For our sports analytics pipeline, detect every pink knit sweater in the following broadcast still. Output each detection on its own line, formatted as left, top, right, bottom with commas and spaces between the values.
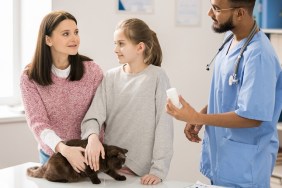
20, 61, 103, 156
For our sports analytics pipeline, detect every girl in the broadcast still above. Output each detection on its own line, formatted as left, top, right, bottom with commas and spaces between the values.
81, 18, 173, 185
20, 11, 103, 173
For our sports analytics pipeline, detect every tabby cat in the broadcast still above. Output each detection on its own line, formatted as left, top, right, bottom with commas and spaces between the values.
27, 139, 128, 184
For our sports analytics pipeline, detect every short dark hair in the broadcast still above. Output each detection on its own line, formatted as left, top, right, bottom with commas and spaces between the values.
229, 0, 256, 15
27, 10, 91, 86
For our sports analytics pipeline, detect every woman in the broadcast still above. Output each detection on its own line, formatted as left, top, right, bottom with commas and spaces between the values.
20, 10, 103, 173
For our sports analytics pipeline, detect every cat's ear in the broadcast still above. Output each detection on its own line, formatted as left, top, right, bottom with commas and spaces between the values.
117, 152, 126, 160
107, 148, 119, 158
106, 146, 128, 158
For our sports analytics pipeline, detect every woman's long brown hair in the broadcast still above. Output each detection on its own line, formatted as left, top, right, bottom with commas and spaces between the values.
27, 10, 91, 86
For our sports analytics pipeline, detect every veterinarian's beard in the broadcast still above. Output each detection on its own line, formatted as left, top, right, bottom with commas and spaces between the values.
212, 17, 235, 33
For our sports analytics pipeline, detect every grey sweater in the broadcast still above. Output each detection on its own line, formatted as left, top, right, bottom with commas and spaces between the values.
81, 64, 174, 179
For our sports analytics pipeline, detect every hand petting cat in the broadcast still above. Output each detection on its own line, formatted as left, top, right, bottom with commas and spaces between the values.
85, 134, 105, 171
27, 139, 128, 184
55, 142, 86, 173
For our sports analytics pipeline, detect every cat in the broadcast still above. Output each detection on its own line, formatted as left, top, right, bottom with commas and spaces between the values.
27, 139, 128, 184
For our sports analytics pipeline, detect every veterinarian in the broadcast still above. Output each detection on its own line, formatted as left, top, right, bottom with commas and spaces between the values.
166, 0, 282, 187
20, 11, 103, 173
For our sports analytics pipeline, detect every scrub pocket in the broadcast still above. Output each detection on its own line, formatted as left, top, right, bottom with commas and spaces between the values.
218, 138, 258, 185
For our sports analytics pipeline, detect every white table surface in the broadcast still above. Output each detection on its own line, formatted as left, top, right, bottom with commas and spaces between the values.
0, 162, 193, 188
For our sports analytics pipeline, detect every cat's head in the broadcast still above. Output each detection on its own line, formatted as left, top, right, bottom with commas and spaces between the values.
105, 145, 128, 170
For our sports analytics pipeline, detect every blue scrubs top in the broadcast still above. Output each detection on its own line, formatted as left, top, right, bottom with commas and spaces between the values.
200, 31, 282, 188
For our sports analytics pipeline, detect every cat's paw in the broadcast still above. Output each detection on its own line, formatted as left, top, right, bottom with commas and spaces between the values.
115, 175, 126, 181
91, 178, 101, 184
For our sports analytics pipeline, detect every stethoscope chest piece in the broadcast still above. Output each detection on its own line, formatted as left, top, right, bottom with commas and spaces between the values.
229, 74, 238, 86
206, 21, 258, 87
229, 75, 234, 86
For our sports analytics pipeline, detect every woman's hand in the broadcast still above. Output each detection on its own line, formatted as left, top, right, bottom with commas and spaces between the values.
56, 142, 86, 173
141, 174, 162, 185
85, 134, 105, 171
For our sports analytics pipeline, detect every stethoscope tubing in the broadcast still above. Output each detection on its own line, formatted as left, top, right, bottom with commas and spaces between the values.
206, 21, 259, 86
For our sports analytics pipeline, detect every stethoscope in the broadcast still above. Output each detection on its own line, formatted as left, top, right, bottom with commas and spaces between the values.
206, 21, 258, 86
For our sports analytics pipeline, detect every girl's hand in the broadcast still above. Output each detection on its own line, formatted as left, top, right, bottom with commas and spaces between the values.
141, 174, 162, 185
56, 142, 86, 173
85, 134, 105, 171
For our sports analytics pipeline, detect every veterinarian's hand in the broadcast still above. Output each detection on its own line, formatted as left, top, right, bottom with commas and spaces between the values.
141, 174, 162, 185
183, 105, 206, 142
184, 123, 202, 143
56, 142, 86, 173
85, 134, 105, 171
166, 95, 200, 124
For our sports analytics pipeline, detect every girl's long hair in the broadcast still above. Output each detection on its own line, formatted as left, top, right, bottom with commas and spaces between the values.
116, 18, 162, 67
